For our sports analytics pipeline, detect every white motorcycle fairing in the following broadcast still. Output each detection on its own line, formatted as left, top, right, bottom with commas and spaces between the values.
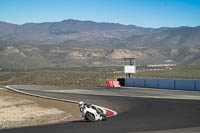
80, 104, 107, 122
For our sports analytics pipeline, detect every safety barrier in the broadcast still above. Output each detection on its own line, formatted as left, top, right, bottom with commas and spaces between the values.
196, 80, 200, 91
135, 78, 145, 87
175, 79, 195, 91
124, 78, 200, 91
106, 80, 121, 87
124, 78, 134, 87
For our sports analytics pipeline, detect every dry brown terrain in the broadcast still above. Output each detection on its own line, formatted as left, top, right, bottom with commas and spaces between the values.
0, 88, 81, 129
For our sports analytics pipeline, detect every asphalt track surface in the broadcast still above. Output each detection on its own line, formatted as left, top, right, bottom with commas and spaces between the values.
1, 85, 200, 133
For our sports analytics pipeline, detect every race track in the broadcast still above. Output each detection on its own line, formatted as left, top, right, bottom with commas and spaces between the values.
1, 85, 200, 133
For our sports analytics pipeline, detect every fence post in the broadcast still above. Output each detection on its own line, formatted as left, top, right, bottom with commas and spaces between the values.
174, 80, 176, 90
133, 78, 135, 87
194, 80, 196, 91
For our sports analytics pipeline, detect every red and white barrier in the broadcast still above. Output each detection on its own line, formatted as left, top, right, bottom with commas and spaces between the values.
106, 80, 121, 88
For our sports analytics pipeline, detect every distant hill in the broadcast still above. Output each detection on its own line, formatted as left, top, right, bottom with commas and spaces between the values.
0, 19, 200, 68
1, 20, 199, 48
125, 26, 200, 48
0, 44, 199, 69
0, 19, 164, 44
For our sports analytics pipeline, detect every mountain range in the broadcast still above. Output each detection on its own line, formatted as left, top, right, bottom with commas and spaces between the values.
0, 19, 200, 68
0, 19, 167, 44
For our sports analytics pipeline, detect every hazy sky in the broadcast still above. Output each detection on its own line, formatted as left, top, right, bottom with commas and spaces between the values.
0, 0, 200, 28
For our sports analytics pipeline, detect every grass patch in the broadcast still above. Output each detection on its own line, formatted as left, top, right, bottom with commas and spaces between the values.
0, 71, 123, 86
135, 65, 200, 79
0, 65, 199, 87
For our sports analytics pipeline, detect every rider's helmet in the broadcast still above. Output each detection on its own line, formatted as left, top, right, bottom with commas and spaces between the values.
79, 101, 84, 108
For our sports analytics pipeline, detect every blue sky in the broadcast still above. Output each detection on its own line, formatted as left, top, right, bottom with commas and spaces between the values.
0, 0, 200, 28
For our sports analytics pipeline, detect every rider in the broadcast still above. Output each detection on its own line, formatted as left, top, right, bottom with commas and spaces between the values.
79, 101, 85, 112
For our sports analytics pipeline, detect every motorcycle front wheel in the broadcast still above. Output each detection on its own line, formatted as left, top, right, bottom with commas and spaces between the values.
101, 114, 107, 121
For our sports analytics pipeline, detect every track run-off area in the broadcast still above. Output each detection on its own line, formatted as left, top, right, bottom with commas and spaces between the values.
1, 85, 200, 133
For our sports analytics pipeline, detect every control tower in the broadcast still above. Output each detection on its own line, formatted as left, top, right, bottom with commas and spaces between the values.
124, 58, 136, 78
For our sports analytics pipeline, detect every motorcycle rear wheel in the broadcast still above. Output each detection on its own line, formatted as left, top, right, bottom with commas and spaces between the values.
85, 112, 96, 122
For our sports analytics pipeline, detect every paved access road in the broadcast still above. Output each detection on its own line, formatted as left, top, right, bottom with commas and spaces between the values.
1, 85, 200, 133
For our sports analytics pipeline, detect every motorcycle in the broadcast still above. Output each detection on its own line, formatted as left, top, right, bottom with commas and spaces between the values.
79, 102, 107, 122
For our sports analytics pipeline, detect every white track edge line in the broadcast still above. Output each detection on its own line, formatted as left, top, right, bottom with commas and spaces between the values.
5, 85, 117, 117
5, 86, 79, 104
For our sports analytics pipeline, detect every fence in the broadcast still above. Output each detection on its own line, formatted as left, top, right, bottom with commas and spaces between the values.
124, 78, 200, 91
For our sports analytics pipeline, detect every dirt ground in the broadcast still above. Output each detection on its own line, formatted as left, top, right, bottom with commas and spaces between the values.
0, 88, 82, 129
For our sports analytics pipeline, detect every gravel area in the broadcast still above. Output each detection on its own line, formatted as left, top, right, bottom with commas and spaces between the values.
0, 88, 81, 129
